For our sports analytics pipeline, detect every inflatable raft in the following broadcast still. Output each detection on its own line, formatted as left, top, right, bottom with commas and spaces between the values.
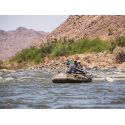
52, 73, 92, 83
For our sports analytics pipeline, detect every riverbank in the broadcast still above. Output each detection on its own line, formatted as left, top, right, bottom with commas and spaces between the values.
2, 36, 125, 71
29, 52, 125, 70
1, 52, 125, 71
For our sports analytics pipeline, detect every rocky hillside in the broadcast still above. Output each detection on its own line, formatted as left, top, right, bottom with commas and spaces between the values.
46, 15, 125, 41
0, 27, 47, 61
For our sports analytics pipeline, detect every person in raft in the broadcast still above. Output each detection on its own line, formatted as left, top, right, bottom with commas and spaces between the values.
75, 60, 86, 74
66, 60, 86, 74
65, 58, 73, 68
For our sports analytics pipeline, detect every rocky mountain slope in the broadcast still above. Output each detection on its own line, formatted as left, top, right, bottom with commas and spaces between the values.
46, 15, 125, 41
0, 27, 47, 61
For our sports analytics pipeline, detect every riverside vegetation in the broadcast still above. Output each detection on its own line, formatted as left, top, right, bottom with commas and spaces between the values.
1, 35, 125, 69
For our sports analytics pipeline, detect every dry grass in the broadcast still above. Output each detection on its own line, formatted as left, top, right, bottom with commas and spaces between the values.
113, 47, 125, 63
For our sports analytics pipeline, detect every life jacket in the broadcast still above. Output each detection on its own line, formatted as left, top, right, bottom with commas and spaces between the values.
66, 60, 73, 66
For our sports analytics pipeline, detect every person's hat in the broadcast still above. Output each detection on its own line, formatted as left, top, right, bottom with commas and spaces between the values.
77, 60, 81, 63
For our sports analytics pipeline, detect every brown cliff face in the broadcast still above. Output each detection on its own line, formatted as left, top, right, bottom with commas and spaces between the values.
45, 15, 125, 41
0, 27, 47, 61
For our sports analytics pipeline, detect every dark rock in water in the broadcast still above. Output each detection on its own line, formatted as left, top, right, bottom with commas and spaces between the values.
92, 66, 98, 70
52, 73, 92, 83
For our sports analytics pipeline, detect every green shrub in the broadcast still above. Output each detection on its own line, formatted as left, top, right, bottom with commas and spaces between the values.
49, 38, 110, 57
69, 39, 109, 54
40, 42, 54, 55
11, 47, 44, 64
11, 36, 125, 65
50, 43, 67, 57
115, 36, 125, 46
74, 39, 110, 53
110, 36, 125, 51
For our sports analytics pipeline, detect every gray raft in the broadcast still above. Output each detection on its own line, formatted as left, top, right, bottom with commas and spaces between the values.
52, 73, 92, 83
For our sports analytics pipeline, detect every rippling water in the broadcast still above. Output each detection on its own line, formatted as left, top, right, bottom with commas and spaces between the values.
0, 69, 125, 109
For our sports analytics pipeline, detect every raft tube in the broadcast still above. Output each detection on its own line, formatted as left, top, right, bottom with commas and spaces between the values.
52, 73, 92, 83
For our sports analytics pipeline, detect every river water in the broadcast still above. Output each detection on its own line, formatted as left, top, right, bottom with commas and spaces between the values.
0, 68, 125, 109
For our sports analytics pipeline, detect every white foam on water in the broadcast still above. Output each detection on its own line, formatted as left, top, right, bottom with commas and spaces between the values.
106, 77, 114, 82
0, 76, 3, 80
93, 77, 106, 81
4, 77, 14, 81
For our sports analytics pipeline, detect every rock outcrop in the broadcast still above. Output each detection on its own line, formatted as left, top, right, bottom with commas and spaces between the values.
45, 15, 125, 41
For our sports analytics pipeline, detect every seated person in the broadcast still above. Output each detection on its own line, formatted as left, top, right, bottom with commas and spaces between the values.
66, 60, 77, 74
77, 60, 83, 70
66, 60, 86, 74
76, 60, 86, 74
65, 59, 73, 68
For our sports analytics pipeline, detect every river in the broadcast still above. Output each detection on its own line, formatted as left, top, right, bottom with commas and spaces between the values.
0, 68, 125, 108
